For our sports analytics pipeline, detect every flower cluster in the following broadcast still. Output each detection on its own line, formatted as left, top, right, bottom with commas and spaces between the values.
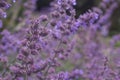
0, 0, 119, 80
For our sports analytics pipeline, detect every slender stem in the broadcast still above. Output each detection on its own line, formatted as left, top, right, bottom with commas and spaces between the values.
25, 64, 28, 80
44, 37, 64, 79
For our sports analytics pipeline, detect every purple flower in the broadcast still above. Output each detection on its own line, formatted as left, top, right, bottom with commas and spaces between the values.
0, 0, 119, 80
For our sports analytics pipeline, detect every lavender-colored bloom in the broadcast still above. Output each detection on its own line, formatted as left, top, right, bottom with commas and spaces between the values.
12, 0, 16, 3
0, 0, 119, 80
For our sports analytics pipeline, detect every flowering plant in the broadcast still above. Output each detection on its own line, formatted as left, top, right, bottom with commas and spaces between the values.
0, 0, 120, 80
